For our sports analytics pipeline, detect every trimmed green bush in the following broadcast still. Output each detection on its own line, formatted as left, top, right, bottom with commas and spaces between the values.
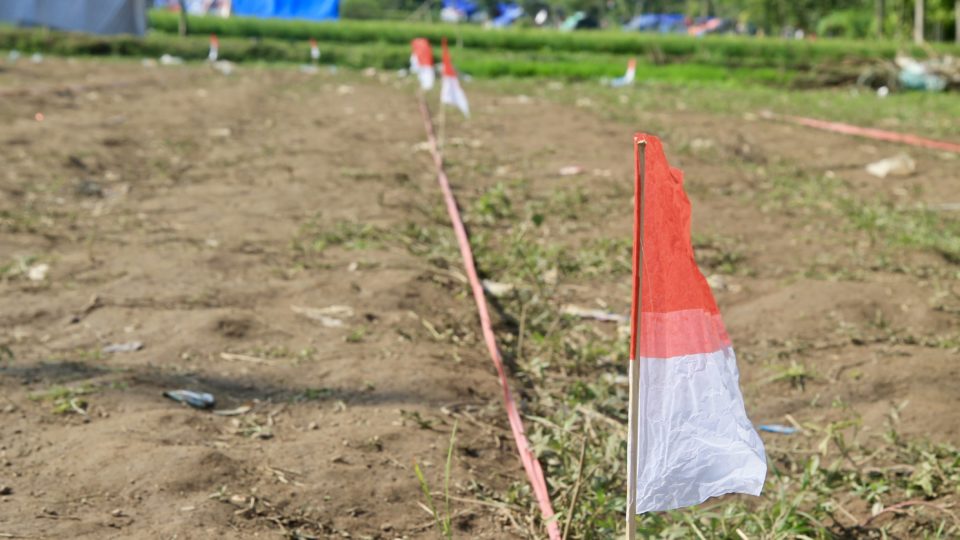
0, 27, 790, 84
147, 9, 959, 71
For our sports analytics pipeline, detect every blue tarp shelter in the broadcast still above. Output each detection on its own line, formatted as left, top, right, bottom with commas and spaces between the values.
0, 0, 147, 35
442, 0, 479, 17
491, 2, 522, 27
623, 13, 685, 33
232, 0, 339, 21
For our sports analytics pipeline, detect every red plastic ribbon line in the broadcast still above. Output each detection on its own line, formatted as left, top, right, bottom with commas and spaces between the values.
774, 114, 960, 154
416, 94, 561, 540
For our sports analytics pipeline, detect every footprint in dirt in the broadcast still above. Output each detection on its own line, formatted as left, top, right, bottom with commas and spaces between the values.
213, 317, 254, 339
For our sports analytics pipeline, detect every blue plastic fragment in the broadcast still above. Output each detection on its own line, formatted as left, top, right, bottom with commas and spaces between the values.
163, 390, 215, 410
758, 424, 798, 435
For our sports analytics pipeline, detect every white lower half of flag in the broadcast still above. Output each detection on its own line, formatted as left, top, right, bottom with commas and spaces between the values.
441, 75, 470, 117
633, 345, 766, 513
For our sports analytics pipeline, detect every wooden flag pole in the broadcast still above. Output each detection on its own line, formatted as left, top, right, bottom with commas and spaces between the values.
437, 97, 447, 157
626, 139, 647, 540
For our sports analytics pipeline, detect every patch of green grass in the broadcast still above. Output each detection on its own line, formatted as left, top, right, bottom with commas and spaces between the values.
293, 387, 335, 402
692, 234, 749, 275
0, 208, 43, 234
344, 326, 366, 343
291, 217, 388, 264
841, 200, 960, 265
483, 77, 960, 140
767, 360, 815, 391
470, 181, 513, 224
414, 421, 458, 539
30, 385, 96, 415
547, 186, 590, 221
575, 237, 633, 276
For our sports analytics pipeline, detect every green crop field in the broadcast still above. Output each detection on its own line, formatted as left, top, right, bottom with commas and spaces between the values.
3, 11, 957, 87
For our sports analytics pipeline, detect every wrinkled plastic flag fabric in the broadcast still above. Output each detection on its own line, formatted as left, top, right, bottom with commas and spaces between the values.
610, 58, 636, 88
630, 134, 766, 513
410, 38, 435, 91
208, 34, 219, 62
440, 38, 470, 117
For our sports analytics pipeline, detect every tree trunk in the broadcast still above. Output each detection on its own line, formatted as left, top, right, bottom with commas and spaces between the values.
914, 0, 924, 43
178, 0, 188, 37
955, 0, 959, 44
876, 0, 885, 38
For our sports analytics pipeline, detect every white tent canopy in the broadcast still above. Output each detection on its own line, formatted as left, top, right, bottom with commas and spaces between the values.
0, 0, 147, 36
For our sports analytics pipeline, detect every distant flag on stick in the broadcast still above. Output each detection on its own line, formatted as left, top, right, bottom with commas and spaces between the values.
309, 38, 320, 63
610, 58, 636, 87
208, 34, 219, 62
410, 38, 435, 91
626, 134, 765, 528
440, 38, 469, 117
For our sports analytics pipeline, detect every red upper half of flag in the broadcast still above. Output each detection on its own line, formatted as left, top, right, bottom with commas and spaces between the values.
441, 38, 457, 78
411, 38, 434, 67
210, 34, 218, 47
627, 58, 637, 70
309, 38, 317, 47
629, 133, 731, 358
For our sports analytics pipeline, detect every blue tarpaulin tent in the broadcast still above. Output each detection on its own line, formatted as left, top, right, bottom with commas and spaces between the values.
0, 0, 147, 35
491, 2, 522, 27
442, 0, 478, 17
232, 0, 339, 21
623, 13, 685, 33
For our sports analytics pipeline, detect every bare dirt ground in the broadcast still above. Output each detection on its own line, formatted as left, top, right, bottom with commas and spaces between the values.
1, 58, 958, 539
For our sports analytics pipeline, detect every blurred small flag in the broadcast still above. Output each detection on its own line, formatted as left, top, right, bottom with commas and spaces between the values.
309, 38, 320, 62
440, 38, 469, 117
610, 58, 636, 87
410, 38, 435, 91
629, 134, 766, 513
208, 34, 219, 62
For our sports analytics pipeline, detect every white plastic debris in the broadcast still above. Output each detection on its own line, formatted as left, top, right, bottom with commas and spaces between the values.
689, 138, 716, 152
212, 60, 234, 76
27, 263, 49, 281
159, 54, 184, 66
291, 305, 355, 328
866, 153, 916, 178
208, 127, 232, 139
561, 304, 628, 323
102, 341, 144, 354
481, 280, 514, 297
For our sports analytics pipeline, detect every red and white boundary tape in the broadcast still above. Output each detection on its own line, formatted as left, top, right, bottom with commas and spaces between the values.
772, 113, 960, 154
416, 95, 562, 540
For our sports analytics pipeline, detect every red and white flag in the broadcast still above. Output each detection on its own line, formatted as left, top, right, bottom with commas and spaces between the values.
610, 58, 636, 87
440, 38, 469, 117
309, 38, 320, 62
208, 34, 219, 62
410, 38, 435, 91
628, 134, 766, 514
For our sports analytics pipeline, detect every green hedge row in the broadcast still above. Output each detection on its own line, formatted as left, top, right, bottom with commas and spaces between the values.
148, 10, 959, 70
0, 27, 796, 84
